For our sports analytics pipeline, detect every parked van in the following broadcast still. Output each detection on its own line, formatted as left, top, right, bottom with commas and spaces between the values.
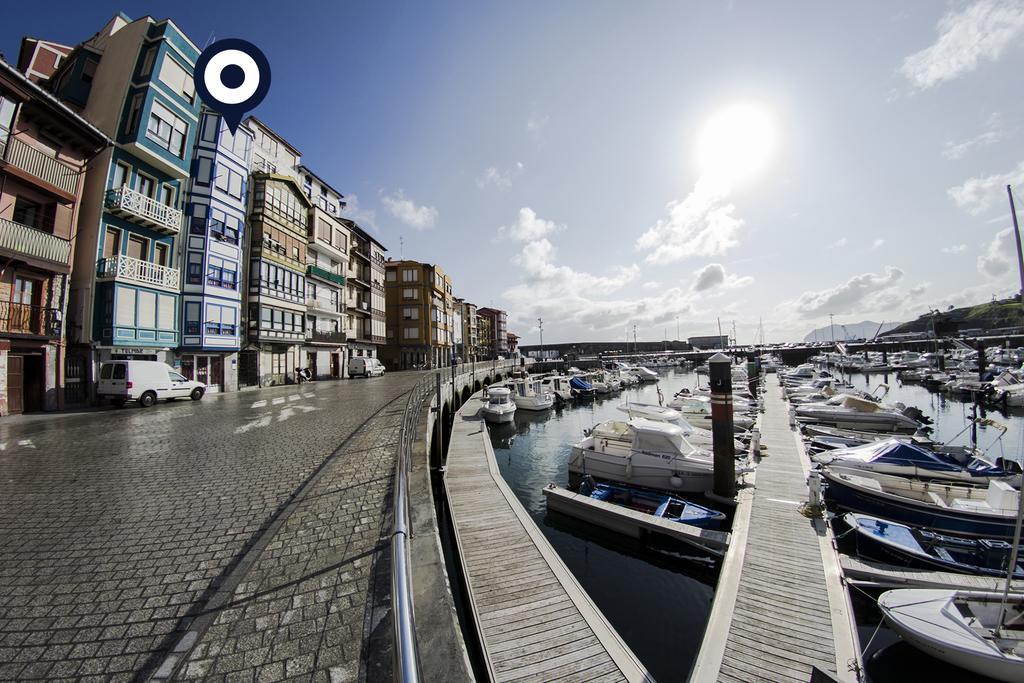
97, 361, 206, 408
348, 356, 385, 378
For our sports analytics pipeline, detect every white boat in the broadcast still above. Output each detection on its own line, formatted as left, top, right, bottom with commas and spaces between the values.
627, 365, 659, 383
667, 394, 756, 431
879, 590, 1023, 681
508, 379, 554, 411
615, 403, 746, 452
480, 387, 516, 424
538, 375, 574, 403
567, 417, 742, 492
991, 370, 1024, 407
795, 394, 921, 434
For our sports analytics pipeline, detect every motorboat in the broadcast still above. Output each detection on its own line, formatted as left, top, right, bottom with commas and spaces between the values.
569, 375, 596, 399
615, 403, 745, 452
508, 379, 554, 411
841, 513, 1024, 579
819, 468, 1021, 538
990, 370, 1024, 407
879, 590, 1023, 682
795, 394, 923, 434
568, 417, 741, 492
667, 394, 756, 431
811, 439, 1021, 486
539, 375, 574, 403
480, 387, 516, 424
579, 478, 726, 528
628, 366, 659, 383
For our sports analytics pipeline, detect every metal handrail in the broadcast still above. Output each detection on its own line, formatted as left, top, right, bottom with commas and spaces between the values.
392, 358, 525, 682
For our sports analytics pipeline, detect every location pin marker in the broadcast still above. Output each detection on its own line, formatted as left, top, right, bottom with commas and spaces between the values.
193, 38, 271, 134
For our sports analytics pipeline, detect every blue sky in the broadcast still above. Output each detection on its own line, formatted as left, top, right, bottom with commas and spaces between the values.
6, 1, 1024, 344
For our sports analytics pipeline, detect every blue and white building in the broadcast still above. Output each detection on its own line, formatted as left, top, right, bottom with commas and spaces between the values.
176, 109, 253, 392
45, 13, 200, 387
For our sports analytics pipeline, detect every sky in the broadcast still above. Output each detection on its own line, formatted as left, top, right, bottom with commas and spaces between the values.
5, 0, 1024, 345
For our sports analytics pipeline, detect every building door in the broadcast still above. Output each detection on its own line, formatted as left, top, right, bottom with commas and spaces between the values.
210, 356, 223, 391
64, 353, 87, 405
126, 235, 147, 261
238, 350, 258, 388
306, 352, 316, 378
24, 354, 45, 412
330, 353, 340, 378
195, 356, 210, 387
6, 355, 23, 414
11, 277, 39, 333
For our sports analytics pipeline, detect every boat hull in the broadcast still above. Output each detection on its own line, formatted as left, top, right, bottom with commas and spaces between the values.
567, 446, 716, 493
481, 408, 516, 424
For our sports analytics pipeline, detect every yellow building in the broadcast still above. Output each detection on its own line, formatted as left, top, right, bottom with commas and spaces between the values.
382, 259, 453, 369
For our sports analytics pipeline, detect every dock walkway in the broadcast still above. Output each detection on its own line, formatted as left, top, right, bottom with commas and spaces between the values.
445, 394, 654, 683
690, 374, 858, 683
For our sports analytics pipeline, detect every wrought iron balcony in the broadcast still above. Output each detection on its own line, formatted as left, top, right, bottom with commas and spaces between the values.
105, 187, 182, 234
306, 264, 345, 286
96, 255, 180, 292
306, 329, 347, 344
0, 301, 61, 338
0, 217, 71, 268
2, 137, 80, 197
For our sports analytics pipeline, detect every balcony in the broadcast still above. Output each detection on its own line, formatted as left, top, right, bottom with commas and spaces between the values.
306, 264, 345, 286
1, 137, 80, 198
0, 301, 61, 338
96, 255, 180, 292
352, 244, 371, 261
306, 329, 347, 345
307, 297, 342, 314
105, 187, 182, 234
349, 299, 371, 315
0, 217, 71, 270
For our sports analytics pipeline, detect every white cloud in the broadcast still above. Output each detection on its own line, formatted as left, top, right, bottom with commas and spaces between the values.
872, 238, 886, 249
828, 237, 849, 249
901, 0, 1024, 89
942, 243, 968, 254
381, 190, 438, 230
948, 161, 1024, 214
787, 266, 905, 319
527, 114, 549, 134
476, 162, 524, 189
635, 176, 743, 264
692, 263, 754, 292
978, 227, 1016, 278
641, 281, 661, 290
341, 194, 378, 233
943, 113, 1004, 159
498, 207, 562, 242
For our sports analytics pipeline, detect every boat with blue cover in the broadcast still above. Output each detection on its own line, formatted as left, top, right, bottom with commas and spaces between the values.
842, 512, 1024, 579
812, 439, 1020, 486
569, 375, 596, 398
579, 477, 726, 529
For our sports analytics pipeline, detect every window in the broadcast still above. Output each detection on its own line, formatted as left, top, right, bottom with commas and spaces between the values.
124, 93, 144, 136
157, 294, 174, 330
403, 288, 416, 299
146, 101, 188, 157
139, 47, 157, 78
160, 185, 175, 207
186, 252, 203, 284
189, 203, 207, 234
111, 162, 130, 189
103, 227, 122, 259
230, 129, 250, 159
228, 171, 242, 199
386, 269, 396, 281
0, 96, 16, 146
184, 301, 200, 334
12, 197, 41, 229
403, 307, 419, 320
317, 219, 331, 242
194, 157, 212, 185
81, 59, 96, 84
403, 327, 418, 339
207, 256, 237, 289
201, 114, 219, 143
159, 56, 195, 103
116, 288, 135, 326
205, 304, 237, 335
402, 269, 418, 282
209, 209, 240, 244
333, 229, 347, 252
137, 174, 155, 198
154, 243, 169, 267
126, 235, 147, 260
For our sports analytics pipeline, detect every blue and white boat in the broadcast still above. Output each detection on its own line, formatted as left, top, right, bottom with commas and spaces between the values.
812, 439, 1021, 486
842, 512, 1024, 579
579, 478, 726, 529
569, 375, 596, 398
820, 467, 1021, 539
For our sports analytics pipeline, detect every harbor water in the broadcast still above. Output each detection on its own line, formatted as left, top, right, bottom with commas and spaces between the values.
485, 365, 1023, 683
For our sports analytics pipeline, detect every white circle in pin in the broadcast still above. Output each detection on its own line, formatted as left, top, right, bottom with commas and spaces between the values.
203, 49, 260, 105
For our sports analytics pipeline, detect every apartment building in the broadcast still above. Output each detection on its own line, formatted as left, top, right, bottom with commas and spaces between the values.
382, 259, 453, 369
344, 221, 386, 363
451, 300, 463, 361
177, 108, 253, 392
460, 300, 479, 363
33, 14, 201, 399
477, 307, 508, 358
477, 314, 492, 362
297, 165, 347, 379
0, 59, 109, 413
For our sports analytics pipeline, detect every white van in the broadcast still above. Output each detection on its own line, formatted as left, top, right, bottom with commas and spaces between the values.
348, 356, 385, 378
98, 360, 207, 408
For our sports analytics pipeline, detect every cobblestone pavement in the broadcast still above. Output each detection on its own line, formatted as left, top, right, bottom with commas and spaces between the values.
0, 374, 421, 681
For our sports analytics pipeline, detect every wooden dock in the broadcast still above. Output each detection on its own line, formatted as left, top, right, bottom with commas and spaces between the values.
690, 374, 859, 683
840, 555, 1020, 591
445, 395, 654, 683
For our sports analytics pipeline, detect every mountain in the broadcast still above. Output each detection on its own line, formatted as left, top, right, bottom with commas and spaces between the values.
803, 320, 899, 343
881, 298, 1023, 337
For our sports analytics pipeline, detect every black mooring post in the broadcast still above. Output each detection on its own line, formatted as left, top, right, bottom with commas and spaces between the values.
977, 341, 986, 381
709, 353, 736, 498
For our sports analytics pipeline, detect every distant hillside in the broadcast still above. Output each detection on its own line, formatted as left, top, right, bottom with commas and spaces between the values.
882, 298, 1024, 337
803, 320, 899, 343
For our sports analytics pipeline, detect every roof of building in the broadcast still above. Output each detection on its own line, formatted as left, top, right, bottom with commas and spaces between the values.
0, 57, 110, 147
244, 115, 302, 156
296, 164, 345, 201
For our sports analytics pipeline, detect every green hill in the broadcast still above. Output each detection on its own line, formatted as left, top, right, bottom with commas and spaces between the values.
882, 297, 1024, 337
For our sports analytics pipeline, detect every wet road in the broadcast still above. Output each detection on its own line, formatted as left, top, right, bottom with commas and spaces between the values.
0, 373, 422, 682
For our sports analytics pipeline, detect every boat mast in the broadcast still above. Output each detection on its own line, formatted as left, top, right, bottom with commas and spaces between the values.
1007, 185, 1024, 304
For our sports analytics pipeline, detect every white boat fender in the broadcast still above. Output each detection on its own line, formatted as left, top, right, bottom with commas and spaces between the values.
807, 470, 823, 508
669, 474, 684, 489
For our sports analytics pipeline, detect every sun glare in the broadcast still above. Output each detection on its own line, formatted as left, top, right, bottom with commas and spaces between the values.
695, 103, 778, 185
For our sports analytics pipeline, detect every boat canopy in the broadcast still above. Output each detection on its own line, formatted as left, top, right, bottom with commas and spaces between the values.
827, 439, 1008, 477
628, 418, 686, 454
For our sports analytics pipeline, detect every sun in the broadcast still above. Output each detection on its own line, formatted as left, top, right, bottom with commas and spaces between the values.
695, 103, 778, 185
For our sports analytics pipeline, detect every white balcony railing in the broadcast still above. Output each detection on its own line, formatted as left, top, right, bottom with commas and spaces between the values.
3, 137, 80, 196
105, 187, 182, 234
0, 217, 71, 267
96, 255, 180, 291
